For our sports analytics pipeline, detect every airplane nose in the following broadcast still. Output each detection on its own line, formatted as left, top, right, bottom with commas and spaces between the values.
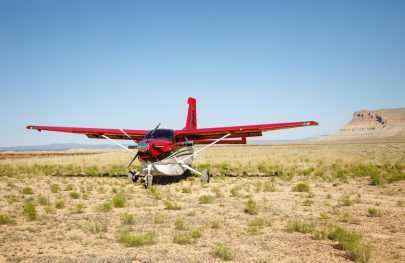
137, 142, 149, 152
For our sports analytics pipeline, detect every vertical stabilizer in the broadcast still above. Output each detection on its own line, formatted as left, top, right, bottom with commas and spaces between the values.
184, 97, 197, 130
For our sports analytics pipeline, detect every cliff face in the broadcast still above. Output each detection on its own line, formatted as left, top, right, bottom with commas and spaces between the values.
320, 108, 405, 142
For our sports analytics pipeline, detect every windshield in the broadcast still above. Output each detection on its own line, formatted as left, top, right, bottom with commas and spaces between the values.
144, 129, 175, 141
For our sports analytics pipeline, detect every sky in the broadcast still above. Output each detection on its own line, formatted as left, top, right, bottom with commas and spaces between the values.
1, 1, 404, 147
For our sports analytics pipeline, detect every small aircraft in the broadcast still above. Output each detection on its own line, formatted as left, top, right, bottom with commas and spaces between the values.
27, 97, 318, 188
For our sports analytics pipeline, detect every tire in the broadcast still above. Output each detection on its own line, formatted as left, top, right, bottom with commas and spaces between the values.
201, 170, 210, 184
144, 174, 153, 189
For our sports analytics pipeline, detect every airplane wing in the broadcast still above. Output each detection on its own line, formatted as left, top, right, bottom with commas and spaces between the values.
176, 121, 318, 141
26, 125, 148, 141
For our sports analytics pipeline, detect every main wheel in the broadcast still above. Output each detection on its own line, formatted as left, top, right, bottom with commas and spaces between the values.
201, 170, 211, 184
144, 174, 153, 189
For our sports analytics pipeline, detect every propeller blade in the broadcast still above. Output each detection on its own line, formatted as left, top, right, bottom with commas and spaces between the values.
127, 152, 139, 168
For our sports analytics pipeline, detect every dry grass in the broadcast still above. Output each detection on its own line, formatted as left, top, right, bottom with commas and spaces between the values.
0, 143, 404, 262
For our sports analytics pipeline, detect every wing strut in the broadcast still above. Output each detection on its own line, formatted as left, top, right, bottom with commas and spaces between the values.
164, 133, 231, 176
179, 133, 231, 163
101, 135, 137, 154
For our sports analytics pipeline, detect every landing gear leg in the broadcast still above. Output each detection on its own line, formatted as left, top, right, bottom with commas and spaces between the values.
144, 164, 153, 189
201, 170, 211, 184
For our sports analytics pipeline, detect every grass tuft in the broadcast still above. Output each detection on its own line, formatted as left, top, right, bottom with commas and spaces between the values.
0, 213, 14, 225
174, 218, 186, 230
23, 201, 36, 220
121, 212, 134, 225
84, 218, 108, 234
182, 186, 192, 193
198, 195, 214, 204
367, 207, 381, 217
112, 195, 126, 208
96, 201, 112, 213
55, 199, 65, 209
212, 244, 235, 261
164, 200, 181, 210
292, 182, 310, 192
69, 191, 80, 199
50, 184, 60, 193
244, 198, 258, 215
21, 186, 33, 195
117, 228, 157, 247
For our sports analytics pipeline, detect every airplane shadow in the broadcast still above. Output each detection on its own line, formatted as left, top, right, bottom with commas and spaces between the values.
148, 170, 194, 185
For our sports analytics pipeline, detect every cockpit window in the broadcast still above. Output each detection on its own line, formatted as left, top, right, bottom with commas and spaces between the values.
144, 129, 175, 141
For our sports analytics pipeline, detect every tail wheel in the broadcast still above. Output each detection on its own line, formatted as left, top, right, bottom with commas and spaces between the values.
201, 170, 211, 184
128, 171, 139, 183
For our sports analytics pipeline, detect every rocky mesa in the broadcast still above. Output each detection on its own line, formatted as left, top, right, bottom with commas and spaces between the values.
319, 108, 405, 142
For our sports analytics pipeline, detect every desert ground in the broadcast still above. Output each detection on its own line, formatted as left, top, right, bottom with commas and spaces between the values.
0, 143, 404, 263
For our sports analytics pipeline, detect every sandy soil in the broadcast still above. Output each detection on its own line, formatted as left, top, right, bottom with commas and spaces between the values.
0, 145, 404, 263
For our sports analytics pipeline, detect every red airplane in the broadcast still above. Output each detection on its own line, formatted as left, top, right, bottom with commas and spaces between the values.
27, 97, 318, 188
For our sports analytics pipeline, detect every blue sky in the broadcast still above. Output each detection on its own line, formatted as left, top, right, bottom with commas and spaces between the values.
1, 1, 404, 147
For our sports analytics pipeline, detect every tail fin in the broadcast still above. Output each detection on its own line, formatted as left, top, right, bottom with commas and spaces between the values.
184, 97, 197, 130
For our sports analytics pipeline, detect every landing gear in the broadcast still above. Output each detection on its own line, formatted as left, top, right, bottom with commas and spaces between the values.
144, 174, 153, 189
128, 171, 139, 183
201, 170, 211, 184
144, 164, 153, 189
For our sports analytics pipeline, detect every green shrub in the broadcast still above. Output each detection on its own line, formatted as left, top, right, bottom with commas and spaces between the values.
174, 218, 186, 230
230, 187, 240, 197
292, 182, 310, 192
21, 187, 33, 195
65, 183, 75, 191
244, 198, 258, 215
69, 191, 80, 199
96, 201, 112, 212
154, 213, 164, 224
339, 194, 352, 206
37, 195, 49, 206
339, 212, 361, 225
44, 205, 54, 214
198, 195, 214, 204
370, 174, 384, 186
286, 220, 315, 234
211, 221, 220, 229
55, 199, 65, 209
112, 195, 126, 208
173, 232, 194, 244
84, 218, 108, 234
181, 187, 192, 193
148, 186, 161, 200
23, 202, 36, 220
367, 207, 381, 217
212, 244, 235, 261
0, 213, 13, 225
386, 172, 405, 183
263, 181, 276, 192
164, 200, 181, 210
121, 213, 134, 225
328, 227, 371, 262
50, 184, 60, 193
70, 203, 86, 214
303, 199, 315, 206
117, 229, 157, 247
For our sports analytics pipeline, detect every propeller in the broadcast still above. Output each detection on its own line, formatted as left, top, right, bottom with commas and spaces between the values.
128, 122, 161, 167
127, 152, 139, 168
146, 122, 161, 142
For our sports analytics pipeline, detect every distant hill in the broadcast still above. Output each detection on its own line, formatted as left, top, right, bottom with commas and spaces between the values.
0, 143, 124, 152
318, 108, 405, 142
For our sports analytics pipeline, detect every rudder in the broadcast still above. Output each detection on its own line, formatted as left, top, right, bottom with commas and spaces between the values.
184, 97, 197, 130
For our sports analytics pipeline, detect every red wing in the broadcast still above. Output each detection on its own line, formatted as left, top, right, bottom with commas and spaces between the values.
176, 121, 318, 140
26, 125, 148, 141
